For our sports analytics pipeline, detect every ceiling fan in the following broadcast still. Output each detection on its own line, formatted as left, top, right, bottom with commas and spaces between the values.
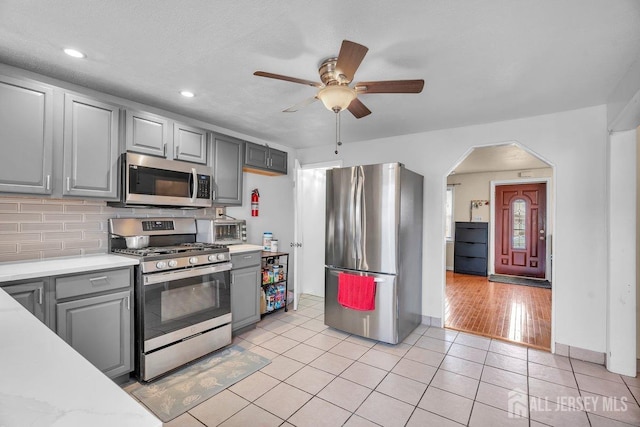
254, 40, 424, 119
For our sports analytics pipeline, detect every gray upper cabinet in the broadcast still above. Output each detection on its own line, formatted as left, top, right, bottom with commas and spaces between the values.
211, 134, 243, 205
173, 122, 208, 164
63, 93, 120, 199
125, 110, 171, 158
0, 75, 54, 195
244, 141, 287, 175
125, 109, 208, 164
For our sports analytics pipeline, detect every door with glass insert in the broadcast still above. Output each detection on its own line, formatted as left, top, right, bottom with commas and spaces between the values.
495, 183, 546, 278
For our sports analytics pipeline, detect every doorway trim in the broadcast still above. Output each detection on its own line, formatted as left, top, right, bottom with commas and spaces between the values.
443, 140, 557, 353
292, 159, 342, 309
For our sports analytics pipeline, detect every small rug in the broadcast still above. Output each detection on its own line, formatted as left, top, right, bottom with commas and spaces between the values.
489, 274, 551, 289
132, 345, 270, 422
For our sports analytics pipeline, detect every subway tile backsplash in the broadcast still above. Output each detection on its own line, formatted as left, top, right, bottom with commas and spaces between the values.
0, 196, 216, 264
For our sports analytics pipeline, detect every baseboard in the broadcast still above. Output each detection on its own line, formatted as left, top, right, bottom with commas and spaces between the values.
556, 342, 605, 365
421, 315, 443, 328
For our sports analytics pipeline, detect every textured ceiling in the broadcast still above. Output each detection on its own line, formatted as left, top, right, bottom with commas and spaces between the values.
0, 0, 639, 150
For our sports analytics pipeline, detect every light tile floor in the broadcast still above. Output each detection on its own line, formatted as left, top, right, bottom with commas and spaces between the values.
126, 295, 640, 426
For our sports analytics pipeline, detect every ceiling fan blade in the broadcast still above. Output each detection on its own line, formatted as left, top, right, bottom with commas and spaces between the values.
254, 71, 322, 87
347, 97, 371, 119
283, 96, 318, 112
354, 79, 425, 94
335, 40, 369, 82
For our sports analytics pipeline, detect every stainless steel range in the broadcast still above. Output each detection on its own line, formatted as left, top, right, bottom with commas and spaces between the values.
109, 217, 232, 382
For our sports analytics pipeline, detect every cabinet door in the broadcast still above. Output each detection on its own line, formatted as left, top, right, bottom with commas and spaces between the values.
63, 94, 120, 199
2, 281, 46, 324
174, 122, 208, 164
57, 290, 132, 378
231, 266, 260, 331
125, 110, 170, 158
0, 75, 54, 194
212, 135, 243, 205
268, 148, 288, 174
244, 142, 269, 169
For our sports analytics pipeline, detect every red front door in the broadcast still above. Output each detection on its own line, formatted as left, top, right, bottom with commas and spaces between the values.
495, 183, 546, 278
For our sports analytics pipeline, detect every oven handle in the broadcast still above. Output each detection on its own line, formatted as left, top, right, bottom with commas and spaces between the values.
143, 262, 232, 285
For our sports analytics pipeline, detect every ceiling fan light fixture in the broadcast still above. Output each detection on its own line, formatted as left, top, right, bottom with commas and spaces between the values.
317, 85, 356, 112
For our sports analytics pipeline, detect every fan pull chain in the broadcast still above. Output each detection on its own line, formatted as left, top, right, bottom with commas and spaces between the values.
334, 111, 343, 154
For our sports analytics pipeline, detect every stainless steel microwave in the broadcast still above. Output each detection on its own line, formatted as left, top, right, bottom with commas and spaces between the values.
111, 152, 213, 208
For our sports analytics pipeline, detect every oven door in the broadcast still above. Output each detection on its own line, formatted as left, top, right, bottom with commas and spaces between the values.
141, 263, 231, 353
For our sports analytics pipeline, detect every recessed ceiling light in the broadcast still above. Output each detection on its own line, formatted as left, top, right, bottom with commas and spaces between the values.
63, 48, 86, 59
180, 90, 195, 98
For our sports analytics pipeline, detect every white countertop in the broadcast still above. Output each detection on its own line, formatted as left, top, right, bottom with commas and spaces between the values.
0, 254, 139, 283
228, 244, 264, 254
0, 286, 161, 427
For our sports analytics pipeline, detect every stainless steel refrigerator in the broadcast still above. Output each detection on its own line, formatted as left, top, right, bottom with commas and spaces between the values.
325, 162, 423, 344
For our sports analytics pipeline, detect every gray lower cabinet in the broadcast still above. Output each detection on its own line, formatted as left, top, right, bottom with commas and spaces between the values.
0, 75, 54, 195
54, 267, 134, 379
211, 134, 243, 205
230, 251, 261, 332
1, 280, 47, 325
57, 290, 132, 378
63, 93, 120, 199
244, 141, 287, 175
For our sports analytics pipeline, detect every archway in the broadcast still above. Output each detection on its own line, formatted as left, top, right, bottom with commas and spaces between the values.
443, 142, 555, 350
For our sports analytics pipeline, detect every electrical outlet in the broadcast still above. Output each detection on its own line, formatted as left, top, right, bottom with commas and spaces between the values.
215, 207, 225, 217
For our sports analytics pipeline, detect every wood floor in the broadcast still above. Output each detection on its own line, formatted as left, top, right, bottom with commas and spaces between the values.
445, 271, 552, 350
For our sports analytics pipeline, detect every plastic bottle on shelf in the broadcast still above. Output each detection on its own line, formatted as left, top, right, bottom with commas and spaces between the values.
263, 232, 272, 251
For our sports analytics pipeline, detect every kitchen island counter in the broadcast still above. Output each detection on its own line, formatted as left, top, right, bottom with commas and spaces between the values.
0, 285, 160, 427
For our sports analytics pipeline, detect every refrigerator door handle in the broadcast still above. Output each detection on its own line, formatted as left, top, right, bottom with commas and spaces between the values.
354, 166, 364, 268
349, 167, 358, 262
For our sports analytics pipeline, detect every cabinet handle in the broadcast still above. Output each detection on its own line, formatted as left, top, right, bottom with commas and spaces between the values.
163, 143, 167, 157
45, 175, 51, 191
126, 295, 130, 310
89, 276, 108, 284
66, 177, 71, 192
38, 287, 43, 305
242, 255, 253, 259
175, 145, 179, 158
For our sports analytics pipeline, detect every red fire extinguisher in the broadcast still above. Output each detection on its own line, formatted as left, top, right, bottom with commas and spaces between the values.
251, 189, 260, 217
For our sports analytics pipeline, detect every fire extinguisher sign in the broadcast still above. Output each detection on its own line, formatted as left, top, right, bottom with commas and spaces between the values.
251, 189, 259, 217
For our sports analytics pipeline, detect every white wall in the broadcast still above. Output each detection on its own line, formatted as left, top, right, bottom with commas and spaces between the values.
297, 105, 609, 354
607, 129, 637, 376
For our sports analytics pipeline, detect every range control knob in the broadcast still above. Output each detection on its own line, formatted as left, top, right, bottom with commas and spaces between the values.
189, 256, 199, 264
207, 255, 217, 262
217, 253, 226, 261
168, 260, 178, 268
155, 261, 167, 269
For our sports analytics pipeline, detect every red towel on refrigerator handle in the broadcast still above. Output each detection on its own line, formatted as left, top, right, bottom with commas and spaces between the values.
337, 272, 376, 311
